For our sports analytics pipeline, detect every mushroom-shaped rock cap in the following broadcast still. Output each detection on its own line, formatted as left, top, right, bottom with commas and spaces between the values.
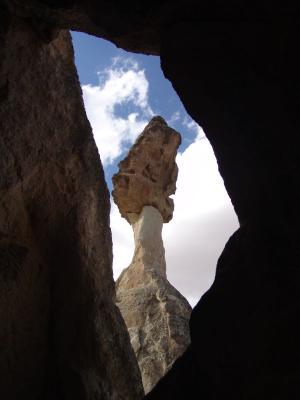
112, 116, 181, 223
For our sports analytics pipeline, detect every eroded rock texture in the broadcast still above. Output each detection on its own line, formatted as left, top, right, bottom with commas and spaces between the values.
112, 116, 181, 223
0, 12, 143, 400
116, 205, 191, 394
1, 1, 299, 400
113, 120, 191, 393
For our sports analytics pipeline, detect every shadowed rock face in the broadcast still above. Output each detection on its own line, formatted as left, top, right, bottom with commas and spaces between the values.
112, 117, 181, 223
1, 1, 299, 399
145, 14, 300, 400
0, 15, 143, 400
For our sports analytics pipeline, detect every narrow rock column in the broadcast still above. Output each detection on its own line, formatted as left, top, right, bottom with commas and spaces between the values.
113, 117, 192, 393
129, 206, 166, 279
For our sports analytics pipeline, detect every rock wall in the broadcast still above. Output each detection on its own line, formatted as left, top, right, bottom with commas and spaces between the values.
1, 2, 299, 399
145, 13, 300, 400
0, 12, 143, 400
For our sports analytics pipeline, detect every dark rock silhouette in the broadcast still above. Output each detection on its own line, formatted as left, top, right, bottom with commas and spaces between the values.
0, 1, 299, 399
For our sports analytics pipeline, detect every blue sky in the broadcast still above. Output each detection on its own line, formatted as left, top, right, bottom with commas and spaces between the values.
72, 31, 192, 132
72, 32, 200, 189
71, 31, 239, 307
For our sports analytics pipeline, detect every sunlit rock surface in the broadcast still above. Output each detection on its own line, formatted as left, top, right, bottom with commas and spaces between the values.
116, 206, 191, 393
112, 116, 181, 223
113, 120, 191, 393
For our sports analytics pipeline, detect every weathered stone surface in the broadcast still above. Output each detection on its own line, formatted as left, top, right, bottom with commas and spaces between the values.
120, 206, 167, 284
116, 206, 191, 393
112, 117, 181, 223
0, 15, 143, 400
113, 122, 190, 392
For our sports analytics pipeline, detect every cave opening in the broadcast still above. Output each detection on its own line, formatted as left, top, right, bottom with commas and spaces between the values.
2, 4, 297, 398
71, 31, 239, 308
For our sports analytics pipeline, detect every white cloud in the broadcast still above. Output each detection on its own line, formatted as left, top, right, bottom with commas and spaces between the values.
167, 111, 181, 125
110, 202, 134, 278
182, 116, 205, 138
82, 57, 153, 165
163, 129, 239, 307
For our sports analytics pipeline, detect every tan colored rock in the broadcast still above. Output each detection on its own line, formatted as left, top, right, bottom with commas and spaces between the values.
113, 117, 191, 395
112, 116, 181, 223
112, 117, 191, 392
116, 206, 191, 393
121, 206, 166, 288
